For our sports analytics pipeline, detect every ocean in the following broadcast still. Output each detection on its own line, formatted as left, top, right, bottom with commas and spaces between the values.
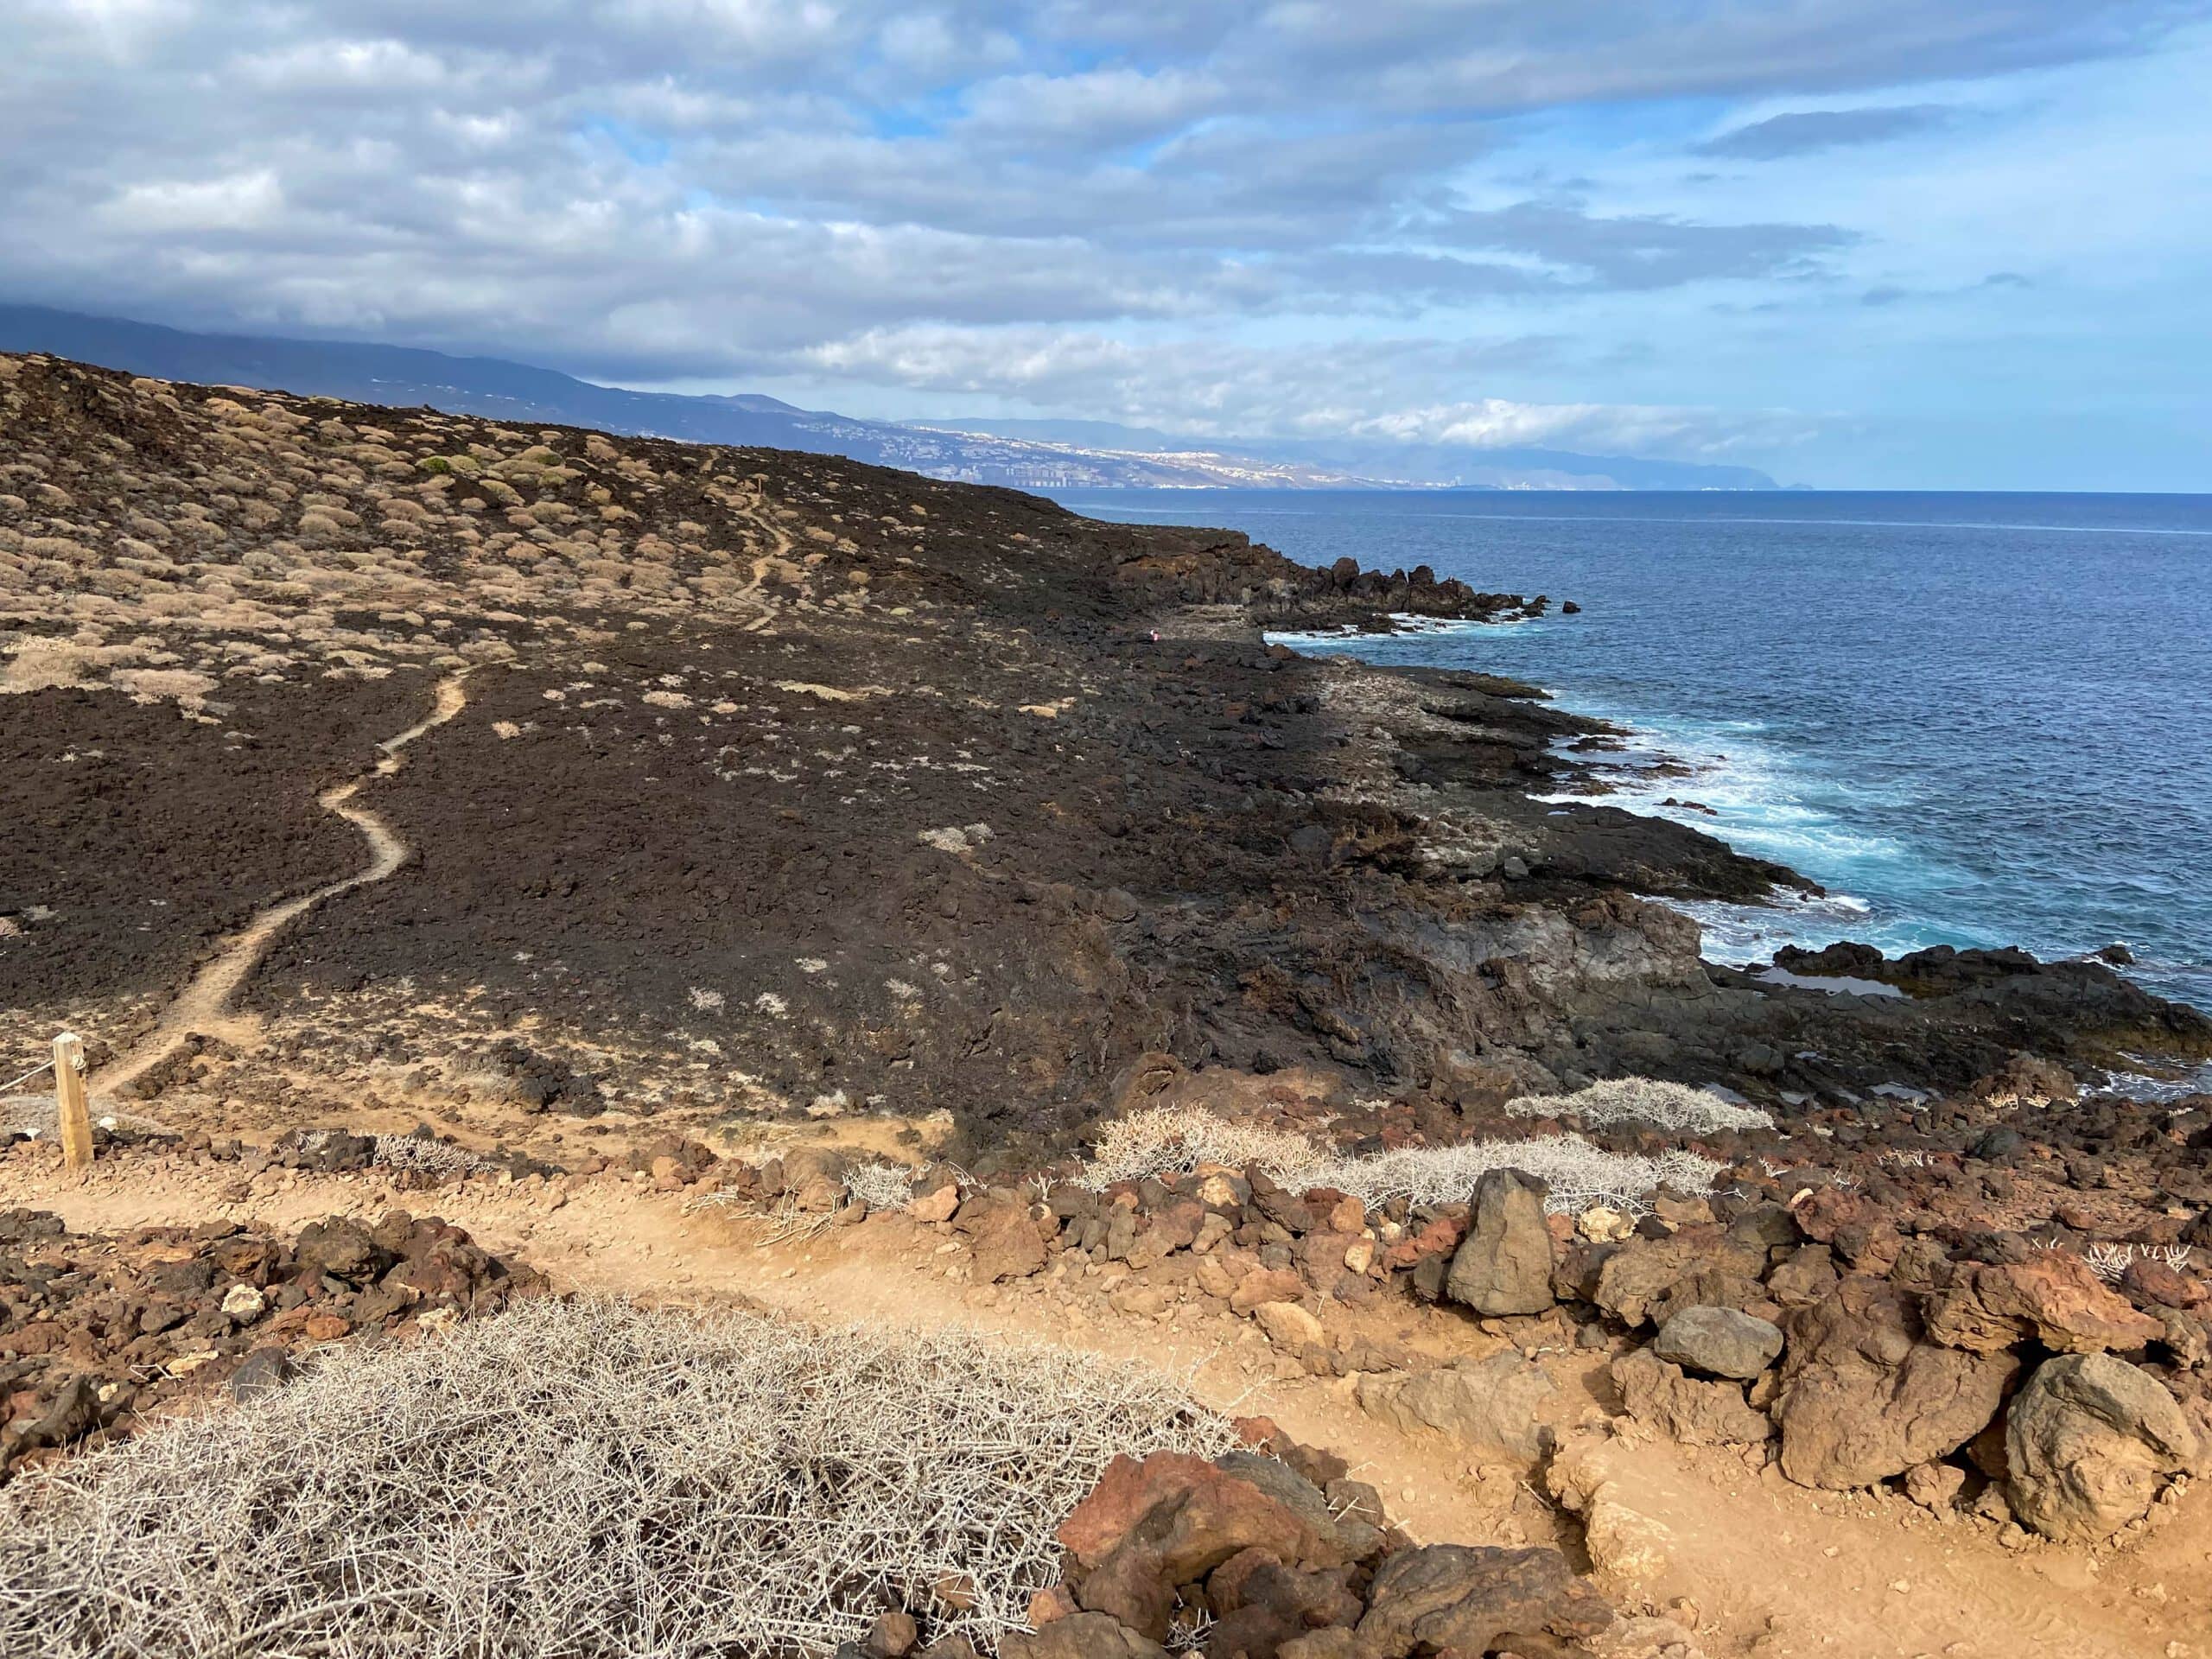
1055, 489, 2212, 1011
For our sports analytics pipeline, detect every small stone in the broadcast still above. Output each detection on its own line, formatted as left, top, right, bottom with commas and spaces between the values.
1580, 1206, 1636, 1244
1027, 1587, 1077, 1628
908, 1183, 961, 1224
219, 1283, 268, 1320
1651, 1306, 1783, 1381
864, 1611, 918, 1658
1254, 1300, 1325, 1351
1904, 1461, 1967, 1514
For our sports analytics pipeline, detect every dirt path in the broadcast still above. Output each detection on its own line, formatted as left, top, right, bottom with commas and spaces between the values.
3, 1156, 2201, 1659
92, 671, 472, 1100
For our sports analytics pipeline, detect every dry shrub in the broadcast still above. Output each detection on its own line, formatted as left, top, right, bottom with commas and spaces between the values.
109, 667, 217, 707
1503, 1077, 1772, 1135
0, 1298, 1232, 1658
843, 1159, 921, 1210
1083, 1106, 1723, 1215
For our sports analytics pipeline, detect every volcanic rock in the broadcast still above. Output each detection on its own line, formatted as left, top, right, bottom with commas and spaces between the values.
1611, 1350, 1771, 1446
1650, 1306, 1783, 1380
956, 1198, 1047, 1284
1253, 1300, 1324, 1352
1923, 1255, 2164, 1355
1445, 1167, 1554, 1316
1592, 1231, 1770, 1329
2005, 1352, 2201, 1541
1001, 1614, 1170, 1659
1774, 1277, 2018, 1489
1355, 1544, 1611, 1659
1357, 1351, 1557, 1459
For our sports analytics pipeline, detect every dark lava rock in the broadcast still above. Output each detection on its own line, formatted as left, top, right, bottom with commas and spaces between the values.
229, 1346, 295, 1402
1444, 1167, 1554, 1317
1651, 1305, 1784, 1380
1354, 1544, 1611, 1658
1970, 1127, 2027, 1162
1776, 1277, 2018, 1490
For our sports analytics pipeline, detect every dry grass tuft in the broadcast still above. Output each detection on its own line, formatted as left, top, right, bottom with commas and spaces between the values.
844, 1159, 921, 1211
0, 1298, 1233, 1658
1082, 1105, 1722, 1215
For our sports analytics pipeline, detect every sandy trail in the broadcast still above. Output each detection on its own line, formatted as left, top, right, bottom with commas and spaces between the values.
3, 1157, 2200, 1659
91, 671, 471, 1100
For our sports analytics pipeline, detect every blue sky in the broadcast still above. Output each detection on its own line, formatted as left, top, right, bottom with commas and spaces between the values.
3, 1, 2209, 487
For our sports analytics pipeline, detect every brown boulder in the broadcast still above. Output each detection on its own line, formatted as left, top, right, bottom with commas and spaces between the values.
908, 1182, 961, 1224
1924, 1255, 2164, 1355
1381, 1214, 1465, 1273
1357, 1351, 1556, 1460
1355, 1544, 1611, 1659
2006, 1352, 2202, 1541
292, 1218, 385, 1284
1445, 1168, 1555, 1317
1001, 1613, 1170, 1659
1611, 1349, 1771, 1446
1058, 1451, 1341, 1581
1592, 1231, 1769, 1329
1076, 1544, 1176, 1637
777, 1146, 850, 1211
2120, 1256, 2206, 1310
1775, 1277, 2018, 1489
957, 1199, 1047, 1283
1230, 1268, 1309, 1315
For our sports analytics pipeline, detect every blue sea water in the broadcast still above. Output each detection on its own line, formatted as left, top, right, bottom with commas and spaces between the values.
1057, 489, 2212, 1011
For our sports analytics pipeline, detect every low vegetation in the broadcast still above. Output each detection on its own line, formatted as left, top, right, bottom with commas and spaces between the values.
1081, 1103, 1724, 1214
0, 1298, 1234, 1658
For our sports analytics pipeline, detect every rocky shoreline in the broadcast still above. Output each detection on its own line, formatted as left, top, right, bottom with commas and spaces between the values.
3, 352, 2210, 1567
8, 350, 2210, 1147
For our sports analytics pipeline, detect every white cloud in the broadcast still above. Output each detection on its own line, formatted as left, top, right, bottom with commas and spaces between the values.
0, 0, 2204, 484
99, 169, 283, 233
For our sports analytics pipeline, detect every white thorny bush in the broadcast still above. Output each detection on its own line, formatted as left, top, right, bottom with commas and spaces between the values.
1081, 1103, 1726, 1216
0, 1297, 1235, 1659
1503, 1077, 1773, 1135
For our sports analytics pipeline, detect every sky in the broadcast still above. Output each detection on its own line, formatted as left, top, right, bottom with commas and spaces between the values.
3, 1, 2209, 488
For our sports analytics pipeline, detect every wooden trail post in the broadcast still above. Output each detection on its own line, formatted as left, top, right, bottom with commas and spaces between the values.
53, 1032, 92, 1172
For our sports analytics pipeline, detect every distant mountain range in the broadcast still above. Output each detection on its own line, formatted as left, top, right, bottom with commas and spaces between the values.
0, 304, 1777, 492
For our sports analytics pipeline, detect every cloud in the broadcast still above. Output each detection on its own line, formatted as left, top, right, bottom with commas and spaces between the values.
954, 66, 1227, 149
0, 0, 2202, 485
1413, 200, 1853, 288
1698, 105, 1955, 158
785, 322, 1808, 459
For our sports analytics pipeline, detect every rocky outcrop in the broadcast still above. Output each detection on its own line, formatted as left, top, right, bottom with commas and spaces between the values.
1592, 1232, 1771, 1330
1923, 1255, 2164, 1355
1774, 1278, 2018, 1489
1003, 1613, 1170, 1659
2005, 1353, 2201, 1541
1357, 1352, 1558, 1460
954, 1197, 1049, 1284
1053, 1440, 1612, 1659
0, 1208, 542, 1479
1611, 1350, 1772, 1446
1356, 1544, 1612, 1658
